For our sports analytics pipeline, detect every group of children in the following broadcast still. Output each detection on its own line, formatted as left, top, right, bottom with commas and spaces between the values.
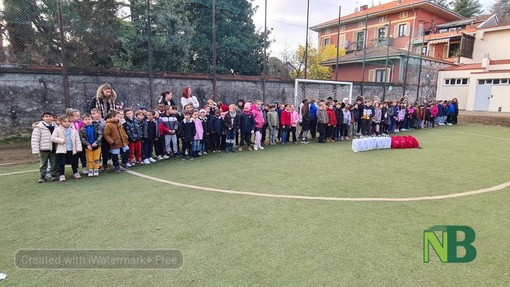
31, 85, 459, 183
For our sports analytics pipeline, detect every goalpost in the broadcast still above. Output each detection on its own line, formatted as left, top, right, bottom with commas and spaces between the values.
294, 79, 354, 108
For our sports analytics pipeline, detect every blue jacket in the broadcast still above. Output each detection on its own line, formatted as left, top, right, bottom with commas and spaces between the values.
310, 103, 318, 119
239, 112, 255, 133
210, 115, 224, 134
448, 104, 456, 115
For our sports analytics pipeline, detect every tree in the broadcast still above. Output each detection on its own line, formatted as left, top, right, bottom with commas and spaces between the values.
491, 0, 510, 24
451, 0, 484, 18
186, 0, 266, 75
286, 44, 345, 80
267, 57, 290, 79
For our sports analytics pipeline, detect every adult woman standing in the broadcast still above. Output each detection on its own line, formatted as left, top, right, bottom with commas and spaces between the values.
159, 91, 176, 107
89, 84, 117, 119
180, 86, 200, 111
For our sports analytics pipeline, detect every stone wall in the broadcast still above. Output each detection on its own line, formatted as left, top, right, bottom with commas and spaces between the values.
0, 68, 436, 137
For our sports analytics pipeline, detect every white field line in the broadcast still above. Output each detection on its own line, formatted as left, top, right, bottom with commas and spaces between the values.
451, 131, 510, 142
0, 162, 30, 166
0, 169, 38, 176
127, 170, 510, 202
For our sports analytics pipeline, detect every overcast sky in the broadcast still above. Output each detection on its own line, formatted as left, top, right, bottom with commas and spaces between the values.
251, 0, 495, 59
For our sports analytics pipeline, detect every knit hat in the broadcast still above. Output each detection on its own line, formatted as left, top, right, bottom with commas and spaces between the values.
244, 102, 252, 110
221, 104, 229, 113
199, 109, 206, 113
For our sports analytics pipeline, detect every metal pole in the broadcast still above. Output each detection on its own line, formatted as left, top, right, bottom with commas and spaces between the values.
212, 0, 217, 101
382, 21, 391, 102
147, 0, 154, 108
402, 22, 414, 98
262, 0, 267, 102
335, 6, 342, 81
303, 0, 310, 79
56, 0, 70, 108
360, 14, 368, 97
416, 32, 425, 102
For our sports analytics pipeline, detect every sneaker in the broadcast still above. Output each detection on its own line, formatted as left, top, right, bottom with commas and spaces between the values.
162, 155, 170, 160
59, 175, 66, 182
189, 156, 194, 161
73, 173, 81, 179
88, 170, 94, 177
38, 178, 46, 183
143, 159, 151, 165
148, 157, 157, 163
181, 157, 186, 161
130, 161, 136, 166
157, 155, 163, 161
126, 162, 132, 168
447, 123, 452, 126
258, 145, 265, 150
93, 169, 99, 177
238, 147, 243, 152
120, 166, 129, 172
50, 177, 58, 182
114, 167, 121, 174
225, 149, 229, 153
174, 153, 181, 158
253, 145, 259, 151
248, 147, 253, 151
82, 167, 88, 174
202, 151, 207, 155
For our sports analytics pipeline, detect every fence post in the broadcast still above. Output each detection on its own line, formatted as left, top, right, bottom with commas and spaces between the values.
56, 0, 70, 108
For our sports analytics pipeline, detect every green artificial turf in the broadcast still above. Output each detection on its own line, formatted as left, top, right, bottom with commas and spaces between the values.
0, 123, 509, 286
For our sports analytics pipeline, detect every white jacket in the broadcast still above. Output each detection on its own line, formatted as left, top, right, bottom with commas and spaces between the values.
31, 121, 55, 154
51, 125, 82, 155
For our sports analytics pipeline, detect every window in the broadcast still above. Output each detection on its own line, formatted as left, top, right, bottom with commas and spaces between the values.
375, 69, 387, 82
478, 79, 485, 85
323, 38, 331, 46
398, 24, 407, 37
444, 78, 469, 86
493, 79, 500, 84
325, 28, 331, 34
378, 27, 386, 40
359, 21, 366, 27
399, 11, 408, 19
486, 79, 493, 84
379, 16, 387, 23
340, 25, 346, 31
502, 79, 509, 84
356, 31, 365, 50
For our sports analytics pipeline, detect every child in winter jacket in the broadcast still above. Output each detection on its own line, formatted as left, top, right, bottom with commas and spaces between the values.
210, 109, 224, 152
239, 102, 255, 151
280, 104, 291, 145
103, 110, 130, 173
31, 112, 57, 183
252, 100, 266, 150
223, 104, 239, 153
289, 105, 299, 144
124, 109, 143, 164
317, 102, 329, 143
180, 111, 196, 160
267, 104, 279, 145
160, 105, 179, 158
51, 115, 83, 181
192, 110, 204, 157
140, 110, 159, 164
79, 113, 103, 177
326, 103, 337, 141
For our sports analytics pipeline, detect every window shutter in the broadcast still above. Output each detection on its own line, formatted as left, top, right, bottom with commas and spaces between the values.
405, 23, 410, 37
386, 68, 391, 82
443, 45, 448, 58
394, 25, 399, 38
368, 70, 375, 82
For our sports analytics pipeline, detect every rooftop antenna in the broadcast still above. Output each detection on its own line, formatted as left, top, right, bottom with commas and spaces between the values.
355, 0, 359, 12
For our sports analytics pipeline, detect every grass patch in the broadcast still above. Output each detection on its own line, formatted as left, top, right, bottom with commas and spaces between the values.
0, 123, 509, 286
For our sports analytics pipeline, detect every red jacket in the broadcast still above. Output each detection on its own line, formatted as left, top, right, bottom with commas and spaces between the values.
327, 108, 337, 126
158, 120, 170, 136
280, 110, 291, 127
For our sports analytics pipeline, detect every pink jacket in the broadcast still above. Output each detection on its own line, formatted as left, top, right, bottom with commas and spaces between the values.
251, 105, 265, 129
431, 105, 438, 117
193, 118, 203, 140
290, 111, 299, 127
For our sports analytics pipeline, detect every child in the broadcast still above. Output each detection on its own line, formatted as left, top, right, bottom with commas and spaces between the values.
31, 112, 57, 183
91, 108, 110, 170
396, 104, 406, 132
382, 102, 391, 134
261, 104, 269, 145
51, 115, 82, 181
279, 104, 291, 145
333, 102, 343, 141
372, 102, 382, 136
103, 110, 130, 173
300, 102, 310, 144
350, 103, 359, 138
223, 104, 239, 153
210, 109, 223, 152
79, 113, 103, 177
289, 105, 299, 144
160, 105, 179, 158
180, 111, 196, 160
252, 100, 266, 150
360, 100, 374, 136
267, 104, 279, 145
154, 111, 170, 160
124, 109, 143, 165
316, 102, 329, 143
141, 110, 159, 164
341, 104, 351, 140
239, 102, 255, 151
192, 110, 204, 158
67, 108, 87, 174
326, 103, 337, 142
199, 109, 210, 154
417, 106, 425, 129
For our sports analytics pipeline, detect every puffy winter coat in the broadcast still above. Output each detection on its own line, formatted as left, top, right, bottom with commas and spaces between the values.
31, 121, 55, 154
51, 125, 82, 155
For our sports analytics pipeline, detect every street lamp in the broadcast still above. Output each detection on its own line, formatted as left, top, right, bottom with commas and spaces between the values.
382, 21, 391, 102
